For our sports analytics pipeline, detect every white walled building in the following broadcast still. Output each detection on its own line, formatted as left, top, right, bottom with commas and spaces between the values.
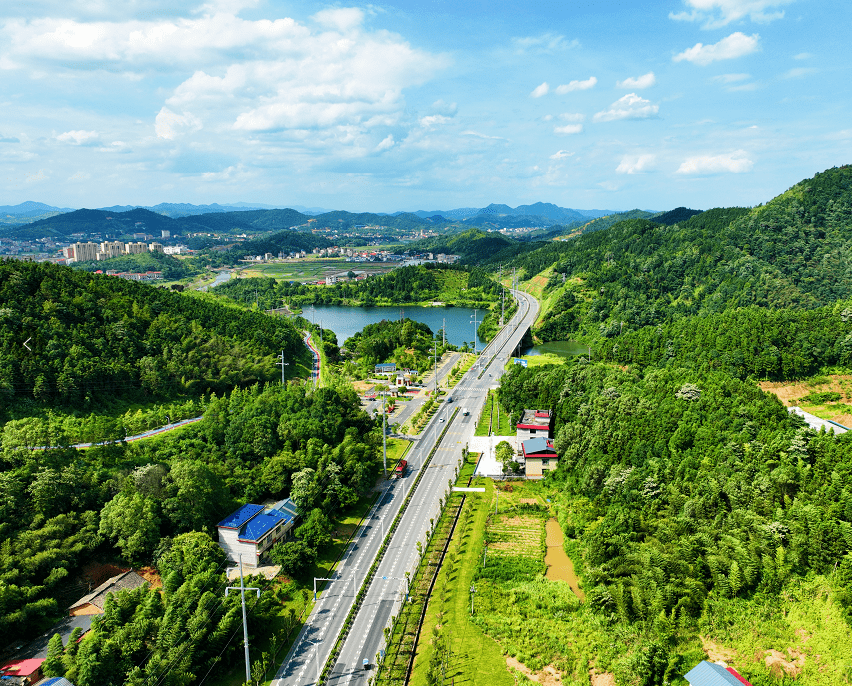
216, 499, 300, 567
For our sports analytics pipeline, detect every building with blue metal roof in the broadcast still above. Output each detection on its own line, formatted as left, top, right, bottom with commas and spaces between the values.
216, 499, 301, 567
684, 661, 752, 686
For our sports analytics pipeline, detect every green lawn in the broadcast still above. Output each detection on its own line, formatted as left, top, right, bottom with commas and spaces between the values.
474, 391, 514, 436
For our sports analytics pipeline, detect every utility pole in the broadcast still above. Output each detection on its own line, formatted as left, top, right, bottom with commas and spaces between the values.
382, 393, 387, 477
225, 556, 261, 685
433, 341, 439, 397
278, 351, 289, 384
470, 310, 480, 356
442, 317, 446, 348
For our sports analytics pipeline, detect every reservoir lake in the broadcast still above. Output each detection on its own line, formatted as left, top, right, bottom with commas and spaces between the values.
304, 305, 489, 348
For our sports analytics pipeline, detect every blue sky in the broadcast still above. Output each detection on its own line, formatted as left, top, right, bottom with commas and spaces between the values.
2, 0, 850, 212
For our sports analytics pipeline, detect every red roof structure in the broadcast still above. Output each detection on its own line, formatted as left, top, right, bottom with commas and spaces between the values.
1, 657, 44, 682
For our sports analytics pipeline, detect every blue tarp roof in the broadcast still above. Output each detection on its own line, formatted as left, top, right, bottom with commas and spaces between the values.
217, 504, 263, 529
239, 509, 287, 542
39, 678, 76, 686
375, 363, 396, 370
684, 661, 745, 686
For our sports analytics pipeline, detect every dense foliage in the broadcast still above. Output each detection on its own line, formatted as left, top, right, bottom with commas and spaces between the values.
0, 381, 379, 647
498, 359, 852, 679
72, 251, 196, 280
597, 300, 852, 380
215, 264, 503, 309
343, 318, 436, 373
0, 260, 305, 413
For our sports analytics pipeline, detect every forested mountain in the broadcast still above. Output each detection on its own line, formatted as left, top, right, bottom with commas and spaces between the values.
651, 207, 703, 226
202, 229, 332, 267
343, 318, 436, 373
5, 204, 460, 241
0, 260, 306, 414
405, 228, 517, 261
510, 166, 852, 348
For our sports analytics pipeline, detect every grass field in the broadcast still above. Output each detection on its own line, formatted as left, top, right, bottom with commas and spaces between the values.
237, 260, 392, 283
474, 390, 515, 436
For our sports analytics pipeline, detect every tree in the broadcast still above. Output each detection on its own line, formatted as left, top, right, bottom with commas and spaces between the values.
43, 633, 66, 676
156, 531, 226, 579
162, 460, 229, 533
268, 540, 316, 578
99, 491, 161, 564
296, 508, 334, 551
495, 440, 514, 474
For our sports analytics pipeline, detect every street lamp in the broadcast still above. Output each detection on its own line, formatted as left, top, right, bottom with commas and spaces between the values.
470, 310, 480, 355
303, 637, 321, 683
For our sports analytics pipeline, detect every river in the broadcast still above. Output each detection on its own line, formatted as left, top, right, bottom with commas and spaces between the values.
303, 304, 489, 348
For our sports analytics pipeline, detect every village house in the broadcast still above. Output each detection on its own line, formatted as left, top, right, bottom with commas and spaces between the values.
0, 658, 44, 685
68, 570, 148, 616
684, 661, 753, 686
516, 409, 553, 443
216, 498, 300, 567
521, 436, 558, 478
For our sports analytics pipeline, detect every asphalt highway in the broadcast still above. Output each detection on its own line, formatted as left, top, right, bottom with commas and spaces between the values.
272, 289, 539, 686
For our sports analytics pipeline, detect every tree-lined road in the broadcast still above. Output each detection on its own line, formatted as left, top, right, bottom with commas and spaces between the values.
272, 289, 538, 686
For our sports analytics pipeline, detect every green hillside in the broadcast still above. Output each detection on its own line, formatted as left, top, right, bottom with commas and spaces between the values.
406, 228, 518, 262
0, 260, 306, 414
516, 165, 852, 345
72, 250, 196, 280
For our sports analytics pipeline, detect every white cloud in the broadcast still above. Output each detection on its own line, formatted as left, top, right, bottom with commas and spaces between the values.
549, 150, 574, 160
783, 67, 817, 79
669, 0, 792, 29
555, 77, 597, 94
512, 33, 579, 54
311, 7, 364, 32
617, 72, 656, 89
419, 115, 451, 129
674, 32, 760, 66
616, 154, 656, 174
155, 108, 202, 140
68, 171, 91, 181
676, 150, 754, 174
712, 73, 750, 83
793, 52, 813, 60
530, 82, 550, 98
593, 93, 659, 122
376, 135, 395, 151
559, 112, 585, 122
554, 124, 583, 134
56, 129, 99, 145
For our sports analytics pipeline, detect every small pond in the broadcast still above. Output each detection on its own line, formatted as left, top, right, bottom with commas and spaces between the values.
544, 518, 585, 601
523, 340, 588, 358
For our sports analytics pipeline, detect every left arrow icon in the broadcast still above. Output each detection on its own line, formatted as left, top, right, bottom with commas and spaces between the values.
23, 337, 32, 351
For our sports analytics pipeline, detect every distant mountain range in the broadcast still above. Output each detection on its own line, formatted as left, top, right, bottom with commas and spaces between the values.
4, 200, 621, 227
1, 201, 76, 218
408, 202, 613, 225
1, 201, 334, 222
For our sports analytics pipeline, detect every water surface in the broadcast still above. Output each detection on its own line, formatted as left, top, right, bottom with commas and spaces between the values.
305, 304, 489, 348
523, 340, 588, 358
